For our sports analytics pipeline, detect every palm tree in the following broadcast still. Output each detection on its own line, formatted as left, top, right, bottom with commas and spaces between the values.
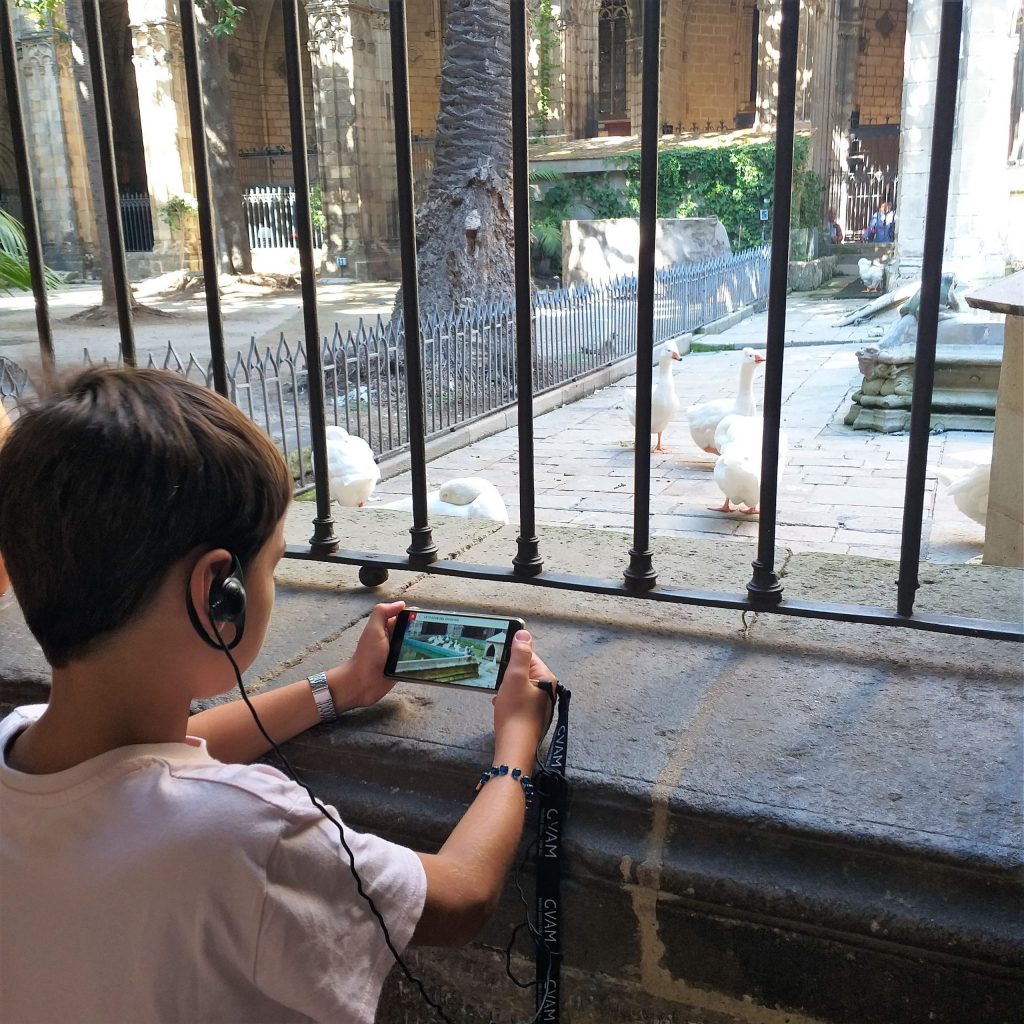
410, 0, 516, 317
0, 209, 61, 294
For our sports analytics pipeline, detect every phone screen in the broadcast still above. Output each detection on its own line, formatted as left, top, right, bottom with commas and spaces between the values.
384, 609, 525, 691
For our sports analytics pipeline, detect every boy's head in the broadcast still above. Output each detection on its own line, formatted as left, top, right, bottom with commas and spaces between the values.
0, 367, 292, 667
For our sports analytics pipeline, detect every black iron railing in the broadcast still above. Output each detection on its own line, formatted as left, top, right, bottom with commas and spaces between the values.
1, 0, 1019, 642
242, 186, 325, 250
118, 192, 155, 253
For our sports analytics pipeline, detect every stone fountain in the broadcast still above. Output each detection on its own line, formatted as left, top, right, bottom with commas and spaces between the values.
843, 277, 1005, 433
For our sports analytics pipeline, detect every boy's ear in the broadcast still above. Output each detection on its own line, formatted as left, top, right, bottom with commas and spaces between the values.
186, 550, 245, 651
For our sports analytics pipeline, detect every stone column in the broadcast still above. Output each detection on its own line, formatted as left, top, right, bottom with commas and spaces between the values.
12, 12, 81, 269
754, 0, 782, 128
756, 0, 836, 156
561, 0, 599, 139
53, 34, 98, 264
306, 0, 398, 279
127, 0, 196, 257
943, 0, 1016, 281
894, 0, 1017, 284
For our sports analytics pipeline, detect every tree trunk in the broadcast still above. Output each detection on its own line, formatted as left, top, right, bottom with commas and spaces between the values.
196, 8, 252, 276
406, 0, 515, 319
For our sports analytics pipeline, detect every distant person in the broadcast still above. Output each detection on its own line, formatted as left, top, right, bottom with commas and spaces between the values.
863, 201, 895, 243
826, 208, 844, 244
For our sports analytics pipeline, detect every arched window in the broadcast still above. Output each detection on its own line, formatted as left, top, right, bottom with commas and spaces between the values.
598, 0, 628, 121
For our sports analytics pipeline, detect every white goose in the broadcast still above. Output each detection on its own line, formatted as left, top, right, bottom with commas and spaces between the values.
323, 425, 380, 507
687, 348, 766, 455
626, 338, 684, 452
935, 460, 990, 527
427, 477, 509, 523
709, 414, 788, 515
385, 477, 510, 524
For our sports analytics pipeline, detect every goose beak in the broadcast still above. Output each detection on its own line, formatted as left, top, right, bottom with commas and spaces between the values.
754, 353, 766, 363
671, 351, 682, 360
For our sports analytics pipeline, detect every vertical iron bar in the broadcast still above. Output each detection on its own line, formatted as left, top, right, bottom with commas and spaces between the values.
896, 0, 963, 617
282, 0, 337, 551
80, 0, 135, 363
746, 0, 799, 606
179, 0, 228, 396
624, 0, 661, 593
0, 0, 54, 369
389, 0, 437, 565
511, 0, 543, 575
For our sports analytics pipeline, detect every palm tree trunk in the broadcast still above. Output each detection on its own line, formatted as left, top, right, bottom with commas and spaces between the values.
410, 0, 515, 318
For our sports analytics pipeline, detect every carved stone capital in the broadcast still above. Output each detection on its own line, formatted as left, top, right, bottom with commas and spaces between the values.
15, 33, 57, 79
129, 19, 184, 67
306, 1, 352, 51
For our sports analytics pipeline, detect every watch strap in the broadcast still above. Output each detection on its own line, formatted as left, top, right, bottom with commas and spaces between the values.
307, 672, 338, 723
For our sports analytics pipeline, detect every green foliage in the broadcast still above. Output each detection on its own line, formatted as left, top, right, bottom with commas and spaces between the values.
11, 0, 57, 25
791, 166, 825, 231
533, 0, 559, 139
0, 209, 62, 295
159, 194, 198, 234
529, 169, 630, 274
622, 136, 822, 248
13, 0, 244, 34
309, 184, 326, 233
204, 0, 246, 37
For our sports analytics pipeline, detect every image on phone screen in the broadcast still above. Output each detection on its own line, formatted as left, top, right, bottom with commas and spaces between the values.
385, 609, 525, 691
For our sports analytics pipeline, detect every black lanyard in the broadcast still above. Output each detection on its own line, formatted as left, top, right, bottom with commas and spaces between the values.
534, 685, 570, 1023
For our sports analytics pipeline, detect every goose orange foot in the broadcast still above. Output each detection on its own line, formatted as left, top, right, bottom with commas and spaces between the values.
708, 501, 733, 513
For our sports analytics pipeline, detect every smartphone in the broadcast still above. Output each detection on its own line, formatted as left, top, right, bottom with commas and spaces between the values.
384, 609, 526, 691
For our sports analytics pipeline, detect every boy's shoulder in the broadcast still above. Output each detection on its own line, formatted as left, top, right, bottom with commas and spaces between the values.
0, 705, 305, 822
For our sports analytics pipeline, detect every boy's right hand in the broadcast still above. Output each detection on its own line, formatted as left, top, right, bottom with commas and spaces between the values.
491, 630, 556, 767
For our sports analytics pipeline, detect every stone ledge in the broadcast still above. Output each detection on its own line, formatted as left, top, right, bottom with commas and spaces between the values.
2, 513, 1021, 1022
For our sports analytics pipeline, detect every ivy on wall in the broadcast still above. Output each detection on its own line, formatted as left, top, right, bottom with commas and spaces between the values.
533, 0, 559, 139
622, 137, 825, 249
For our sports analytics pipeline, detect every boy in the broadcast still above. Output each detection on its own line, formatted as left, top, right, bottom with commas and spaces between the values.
0, 366, 556, 1023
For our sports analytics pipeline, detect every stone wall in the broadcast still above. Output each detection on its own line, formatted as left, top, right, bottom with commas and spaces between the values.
227, 3, 317, 156
562, 215, 732, 283
668, 0, 755, 129
854, 0, 906, 125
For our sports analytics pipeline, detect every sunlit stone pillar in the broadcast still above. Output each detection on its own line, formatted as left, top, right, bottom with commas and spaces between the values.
12, 12, 80, 268
942, 0, 1016, 281
127, 0, 195, 256
561, 0, 599, 139
306, 0, 398, 279
894, 0, 1016, 284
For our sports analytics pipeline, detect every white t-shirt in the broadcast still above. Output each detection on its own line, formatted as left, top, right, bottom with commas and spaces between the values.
0, 705, 426, 1024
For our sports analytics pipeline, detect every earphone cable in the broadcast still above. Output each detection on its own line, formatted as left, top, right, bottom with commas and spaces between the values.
210, 619, 455, 1024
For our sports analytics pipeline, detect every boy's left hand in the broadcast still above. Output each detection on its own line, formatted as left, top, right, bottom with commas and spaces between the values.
329, 601, 405, 712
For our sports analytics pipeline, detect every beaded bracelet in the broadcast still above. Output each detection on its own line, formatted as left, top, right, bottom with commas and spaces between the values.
475, 764, 534, 806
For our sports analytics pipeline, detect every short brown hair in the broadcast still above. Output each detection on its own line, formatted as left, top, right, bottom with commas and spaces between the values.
0, 367, 292, 667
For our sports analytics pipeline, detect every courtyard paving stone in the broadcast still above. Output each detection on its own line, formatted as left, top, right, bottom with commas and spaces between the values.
374, 289, 999, 566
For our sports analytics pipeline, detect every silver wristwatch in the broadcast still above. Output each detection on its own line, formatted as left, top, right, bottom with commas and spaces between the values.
307, 672, 338, 723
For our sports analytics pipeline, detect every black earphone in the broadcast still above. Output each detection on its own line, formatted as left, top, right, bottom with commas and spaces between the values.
186, 552, 247, 651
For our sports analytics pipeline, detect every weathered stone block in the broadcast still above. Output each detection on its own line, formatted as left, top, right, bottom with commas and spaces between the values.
562, 217, 732, 284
